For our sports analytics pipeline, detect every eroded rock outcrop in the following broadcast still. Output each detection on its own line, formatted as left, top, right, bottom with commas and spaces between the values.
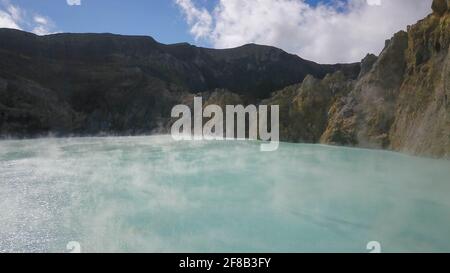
321, 31, 409, 149
389, 7, 450, 157
264, 71, 355, 143
432, 0, 448, 15
321, 5, 450, 158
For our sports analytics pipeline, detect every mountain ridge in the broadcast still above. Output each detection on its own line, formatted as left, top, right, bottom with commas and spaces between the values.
0, 0, 449, 158
0, 26, 359, 137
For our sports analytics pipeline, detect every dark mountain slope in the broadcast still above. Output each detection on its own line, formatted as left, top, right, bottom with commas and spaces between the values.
0, 28, 359, 98
0, 28, 359, 137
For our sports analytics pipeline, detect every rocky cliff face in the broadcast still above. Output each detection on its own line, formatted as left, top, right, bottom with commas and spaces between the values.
322, 1, 450, 158
321, 31, 409, 149
264, 71, 355, 143
0, 1, 448, 158
389, 3, 450, 157
263, 0, 449, 158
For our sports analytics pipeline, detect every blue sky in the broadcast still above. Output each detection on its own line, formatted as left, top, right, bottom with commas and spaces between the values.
10, 0, 195, 44
5, 0, 330, 44
0, 0, 431, 63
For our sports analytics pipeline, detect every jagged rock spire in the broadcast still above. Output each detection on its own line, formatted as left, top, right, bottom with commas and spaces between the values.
432, 0, 449, 15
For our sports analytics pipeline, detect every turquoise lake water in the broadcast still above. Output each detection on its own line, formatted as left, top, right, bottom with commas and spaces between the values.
0, 136, 449, 253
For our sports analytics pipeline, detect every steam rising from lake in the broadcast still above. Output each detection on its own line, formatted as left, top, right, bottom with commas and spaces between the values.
1, 136, 450, 253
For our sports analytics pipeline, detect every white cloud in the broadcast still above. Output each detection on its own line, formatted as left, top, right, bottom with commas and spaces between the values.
0, 10, 20, 29
6, 3, 21, 21
367, 0, 382, 6
67, 0, 81, 6
32, 15, 55, 35
175, 0, 432, 63
0, 1, 56, 35
0, 0, 21, 29
33, 15, 48, 25
175, 0, 212, 39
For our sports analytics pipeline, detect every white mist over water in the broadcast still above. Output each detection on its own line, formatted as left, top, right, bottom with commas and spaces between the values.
1, 136, 450, 253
